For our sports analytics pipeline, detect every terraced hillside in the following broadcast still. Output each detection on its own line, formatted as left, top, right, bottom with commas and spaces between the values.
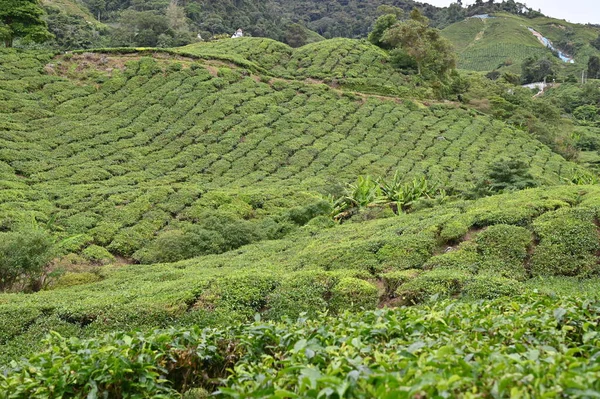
442, 13, 600, 73
180, 37, 422, 96
4, 31, 600, 398
0, 47, 581, 262
3, 184, 600, 364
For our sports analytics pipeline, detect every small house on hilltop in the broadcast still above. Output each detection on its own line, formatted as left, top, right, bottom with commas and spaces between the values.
232, 29, 243, 39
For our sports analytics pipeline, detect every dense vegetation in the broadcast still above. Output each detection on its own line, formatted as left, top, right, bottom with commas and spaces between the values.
4, 2, 600, 397
4, 294, 600, 398
441, 12, 600, 75
2, 183, 600, 364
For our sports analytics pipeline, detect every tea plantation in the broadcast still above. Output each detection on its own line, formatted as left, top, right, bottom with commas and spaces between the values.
442, 12, 600, 73
2, 36, 600, 397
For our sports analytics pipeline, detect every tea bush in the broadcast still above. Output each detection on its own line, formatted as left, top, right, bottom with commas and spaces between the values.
4, 295, 600, 398
0, 48, 582, 264
475, 224, 532, 280
531, 208, 600, 277
329, 277, 380, 313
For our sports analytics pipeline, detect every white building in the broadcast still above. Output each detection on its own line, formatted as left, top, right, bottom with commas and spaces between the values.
231, 29, 243, 39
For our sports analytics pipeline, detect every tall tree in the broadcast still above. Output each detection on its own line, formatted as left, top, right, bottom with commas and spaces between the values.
0, 0, 53, 47
368, 14, 398, 49
380, 9, 456, 78
588, 55, 600, 79
521, 56, 557, 84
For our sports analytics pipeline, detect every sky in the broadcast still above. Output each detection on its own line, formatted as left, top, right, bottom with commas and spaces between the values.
424, 0, 600, 25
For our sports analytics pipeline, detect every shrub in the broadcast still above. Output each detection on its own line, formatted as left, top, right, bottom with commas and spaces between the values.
134, 227, 226, 264
380, 269, 421, 298
82, 245, 115, 265
530, 209, 600, 277
439, 218, 470, 243
196, 273, 279, 318
287, 200, 332, 225
396, 269, 521, 304
475, 224, 531, 281
423, 242, 480, 273
462, 275, 523, 299
396, 269, 468, 304
471, 158, 537, 197
53, 272, 102, 289
266, 272, 337, 320
0, 229, 54, 292
329, 277, 379, 313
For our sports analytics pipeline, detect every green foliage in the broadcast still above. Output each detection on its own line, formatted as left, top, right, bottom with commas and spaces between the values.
0, 186, 599, 363
0, 0, 53, 47
530, 208, 600, 277
329, 277, 379, 313
397, 268, 522, 304
0, 229, 54, 292
53, 271, 102, 289
266, 272, 337, 320
8, 295, 600, 397
378, 173, 444, 212
473, 158, 537, 196
334, 176, 380, 217
573, 105, 599, 123
81, 245, 115, 265
380, 9, 457, 78
44, 5, 107, 50
521, 56, 558, 84
368, 14, 398, 49
475, 224, 532, 280
334, 174, 446, 218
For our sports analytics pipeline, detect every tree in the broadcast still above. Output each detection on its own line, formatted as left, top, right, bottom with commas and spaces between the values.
0, 0, 53, 47
380, 9, 456, 78
592, 35, 600, 51
573, 105, 599, 122
368, 14, 398, 49
285, 23, 308, 48
86, 0, 106, 21
447, 2, 465, 24
588, 56, 600, 80
376, 5, 404, 18
521, 56, 557, 84
110, 10, 173, 47
0, 229, 54, 292
45, 6, 104, 50
471, 158, 537, 197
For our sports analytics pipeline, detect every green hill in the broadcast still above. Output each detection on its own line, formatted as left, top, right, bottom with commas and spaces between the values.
3, 33, 600, 396
179, 37, 422, 96
2, 181, 600, 363
442, 12, 600, 73
0, 45, 580, 260
42, 0, 103, 26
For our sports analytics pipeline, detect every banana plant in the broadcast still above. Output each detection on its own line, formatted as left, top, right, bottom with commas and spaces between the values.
333, 175, 380, 219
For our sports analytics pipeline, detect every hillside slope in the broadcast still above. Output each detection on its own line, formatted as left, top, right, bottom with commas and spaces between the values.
442, 12, 600, 73
42, 0, 102, 25
2, 184, 600, 363
0, 45, 582, 262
